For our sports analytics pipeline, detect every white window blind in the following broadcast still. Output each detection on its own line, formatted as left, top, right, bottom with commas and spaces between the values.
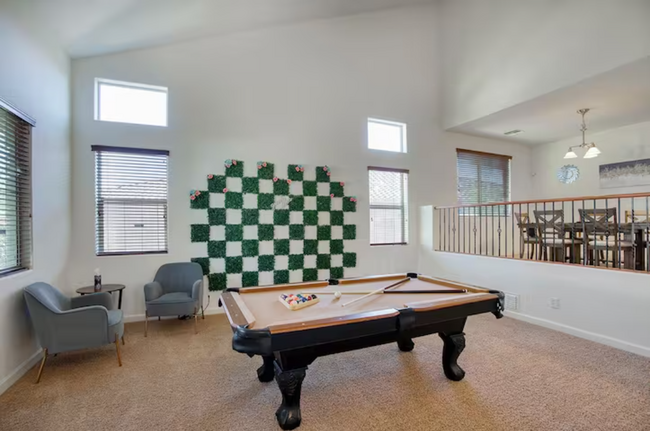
93, 146, 169, 255
456, 149, 511, 215
0, 104, 32, 274
369, 167, 409, 245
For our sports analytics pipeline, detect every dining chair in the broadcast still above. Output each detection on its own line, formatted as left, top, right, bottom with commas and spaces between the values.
579, 208, 634, 269
625, 210, 650, 223
514, 212, 540, 259
533, 209, 582, 263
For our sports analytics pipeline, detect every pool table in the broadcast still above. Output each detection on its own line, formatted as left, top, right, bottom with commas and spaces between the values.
219, 273, 504, 430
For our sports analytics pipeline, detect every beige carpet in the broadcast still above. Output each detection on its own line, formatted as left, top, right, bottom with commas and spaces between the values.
1, 313, 649, 431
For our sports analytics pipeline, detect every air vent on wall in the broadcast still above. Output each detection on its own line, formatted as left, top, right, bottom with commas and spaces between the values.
504, 129, 523, 136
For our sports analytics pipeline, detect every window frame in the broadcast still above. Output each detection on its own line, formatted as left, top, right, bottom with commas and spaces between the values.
94, 78, 168, 127
456, 148, 512, 216
0, 98, 34, 276
367, 118, 407, 153
368, 166, 409, 246
92, 145, 170, 257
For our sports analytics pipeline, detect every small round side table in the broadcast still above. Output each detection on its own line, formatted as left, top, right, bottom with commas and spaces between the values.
76, 284, 126, 309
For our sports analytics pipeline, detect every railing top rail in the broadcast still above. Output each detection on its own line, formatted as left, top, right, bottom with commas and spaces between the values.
434, 192, 650, 210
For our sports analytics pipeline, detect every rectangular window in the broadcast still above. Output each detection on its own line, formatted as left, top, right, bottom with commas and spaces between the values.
0, 102, 33, 274
369, 167, 409, 245
456, 149, 511, 215
367, 118, 407, 153
95, 78, 168, 127
93, 146, 169, 255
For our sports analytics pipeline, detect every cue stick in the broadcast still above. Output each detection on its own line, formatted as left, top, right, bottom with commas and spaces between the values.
301, 289, 467, 295
341, 278, 410, 307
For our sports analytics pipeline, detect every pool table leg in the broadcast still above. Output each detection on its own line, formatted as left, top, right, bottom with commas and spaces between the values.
275, 364, 307, 431
439, 332, 466, 381
397, 338, 415, 352
257, 355, 275, 382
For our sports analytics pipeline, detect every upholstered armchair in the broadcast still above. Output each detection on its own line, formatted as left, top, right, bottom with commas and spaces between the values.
23, 282, 124, 383
143, 262, 204, 336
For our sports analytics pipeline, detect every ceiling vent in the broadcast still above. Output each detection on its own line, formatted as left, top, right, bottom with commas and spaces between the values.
504, 129, 523, 136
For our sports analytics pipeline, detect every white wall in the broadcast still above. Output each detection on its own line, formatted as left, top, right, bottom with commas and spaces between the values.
69, 5, 532, 321
69, 6, 437, 319
420, 250, 650, 357
532, 120, 650, 199
440, 0, 650, 129
0, 16, 71, 391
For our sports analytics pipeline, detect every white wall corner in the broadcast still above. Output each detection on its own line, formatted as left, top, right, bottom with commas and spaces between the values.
0, 348, 42, 396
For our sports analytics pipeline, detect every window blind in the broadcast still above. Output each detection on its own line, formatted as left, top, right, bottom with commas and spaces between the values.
93, 146, 169, 255
0, 106, 32, 274
456, 149, 511, 215
368, 167, 409, 245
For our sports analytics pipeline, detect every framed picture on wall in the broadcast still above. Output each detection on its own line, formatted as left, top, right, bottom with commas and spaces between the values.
599, 158, 650, 189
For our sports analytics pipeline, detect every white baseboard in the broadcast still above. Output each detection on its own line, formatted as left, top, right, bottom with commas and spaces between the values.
123, 306, 224, 323
0, 348, 43, 395
505, 311, 650, 358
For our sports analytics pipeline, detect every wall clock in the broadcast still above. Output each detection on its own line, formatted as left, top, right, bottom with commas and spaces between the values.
557, 164, 579, 184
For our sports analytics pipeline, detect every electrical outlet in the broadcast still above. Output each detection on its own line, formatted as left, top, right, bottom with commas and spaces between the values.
504, 293, 519, 311
549, 297, 561, 309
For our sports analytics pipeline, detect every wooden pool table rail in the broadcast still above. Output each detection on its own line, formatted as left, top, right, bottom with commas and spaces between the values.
219, 273, 505, 335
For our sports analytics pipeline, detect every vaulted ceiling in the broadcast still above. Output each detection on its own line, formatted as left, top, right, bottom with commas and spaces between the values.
2, 0, 436, 58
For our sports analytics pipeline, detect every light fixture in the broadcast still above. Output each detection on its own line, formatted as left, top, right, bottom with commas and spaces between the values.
563, 149, 578, 159
563, 108, 601, 159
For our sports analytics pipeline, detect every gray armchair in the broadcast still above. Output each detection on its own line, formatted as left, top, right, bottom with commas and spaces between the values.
23, 282, 124, 383
144, 262, 204, 336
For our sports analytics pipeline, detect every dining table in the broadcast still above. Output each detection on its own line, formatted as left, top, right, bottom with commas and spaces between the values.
517, 221, 650, 270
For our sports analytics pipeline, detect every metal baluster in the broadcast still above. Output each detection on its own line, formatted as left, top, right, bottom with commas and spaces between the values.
582, 200, 587, 266
540, 202, 549, 260
503, 205, 508, 257
478, 207, 483, 254
646, 197, 649, 272
473, 206, 477, 255
617, 198, 622, 269
628, 198, 636, 271
593, 199, 597, 266
498, 205, 502, 257
447, 208, 451, 251
491, 206, 495, 256
605, 198, 609, 268
570, 200, 575, 265
438, 208, 441, 251
510, 204, 521, 258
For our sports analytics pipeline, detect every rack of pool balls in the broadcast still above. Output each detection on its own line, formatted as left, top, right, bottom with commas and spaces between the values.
279, 293, 320, 311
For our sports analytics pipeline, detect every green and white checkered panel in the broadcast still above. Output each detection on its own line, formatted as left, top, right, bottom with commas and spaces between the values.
190, 161, 357, 291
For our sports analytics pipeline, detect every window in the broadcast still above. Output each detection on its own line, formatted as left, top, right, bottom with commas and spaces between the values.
95, 78, 168, 127
367, 118, 407, 153
456, 149, 511, 215
369, 167, 409, 245
93, 146, 169, 255
0, 101, 33, 274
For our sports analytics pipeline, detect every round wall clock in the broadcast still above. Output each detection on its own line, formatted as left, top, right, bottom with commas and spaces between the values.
557, 164, 579, 184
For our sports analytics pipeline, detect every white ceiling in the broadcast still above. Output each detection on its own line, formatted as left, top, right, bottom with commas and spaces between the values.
2, 0, 436, 58
449, 56, 650, 146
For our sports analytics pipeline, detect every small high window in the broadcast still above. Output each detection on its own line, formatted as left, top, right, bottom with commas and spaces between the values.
367, 118, 407, 153
95, 78, 168, 127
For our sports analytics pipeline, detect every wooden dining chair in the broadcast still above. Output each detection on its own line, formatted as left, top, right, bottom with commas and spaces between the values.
514, 212, 540, 259
533, 209, 582, 263
625, 210, 650, 223
579, 208, 634, 269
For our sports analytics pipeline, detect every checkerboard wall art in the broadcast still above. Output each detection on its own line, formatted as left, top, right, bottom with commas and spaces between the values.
190, 160, 358, 291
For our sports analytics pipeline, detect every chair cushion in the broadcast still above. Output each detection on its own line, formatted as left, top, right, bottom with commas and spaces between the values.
148, 292, 194, 305
107, 310, 123, 327
588, 239, 634, 248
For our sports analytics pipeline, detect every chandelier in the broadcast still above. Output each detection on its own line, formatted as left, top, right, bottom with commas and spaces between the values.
563, 108, 601, 159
